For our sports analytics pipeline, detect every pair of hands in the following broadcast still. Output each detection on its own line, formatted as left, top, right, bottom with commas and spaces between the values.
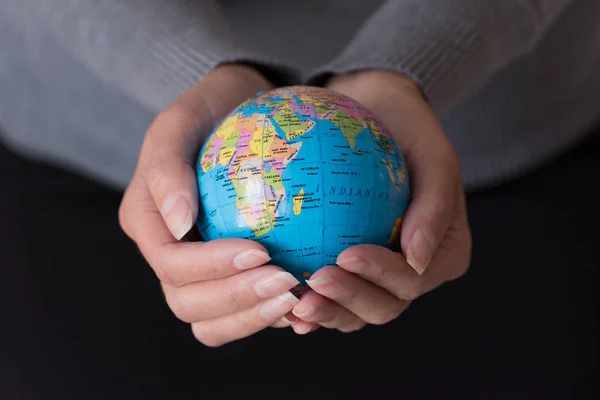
119, 64, 472, 346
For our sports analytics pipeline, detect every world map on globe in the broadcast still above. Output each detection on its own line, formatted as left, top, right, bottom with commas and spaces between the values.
196, 86, 410, 282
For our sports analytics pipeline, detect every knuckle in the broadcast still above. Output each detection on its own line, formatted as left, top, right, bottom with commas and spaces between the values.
117, 200, 131, 238
151, 253, 180, 286
309, 293, 330, 310
451, 255, 471, 281
366, 302, 405, 325
157, 265, 185, 288
313, 306, 338, 325
443, 225, 472, 282
427, 198, 451, 223
321, 269, 358, 304
233, 311, 254, 332
164, 288, 195, 323
192, 325, 225, 348
365, 313, 394, 326
154, 105, 194, 134
343, 290, 360, 306
339, 321, 367, 333
399, 282, 426, 301
201, 255, 222, 281
395, 279, 428, 301
144, 160, 175, 194
226, 282, 248, 308
153, 264, 171, 285
117, 179, 145, 240
150, 244, 189, 287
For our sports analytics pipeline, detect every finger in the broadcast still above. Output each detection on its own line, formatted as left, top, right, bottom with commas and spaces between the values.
162, 266, 300, 322
390, 102, 459, 275
291, 320, 320, 335
292, 290, 365, 333
139, 101, 210, 241
271, 312, 298, 328
120, 178, 271, 286
330, 75, 459, 275
336, 244, 442, 301
139, 65, 272, 241
191, 292, 299, 347
305, 266, 410, 326
336, 187, 471, 301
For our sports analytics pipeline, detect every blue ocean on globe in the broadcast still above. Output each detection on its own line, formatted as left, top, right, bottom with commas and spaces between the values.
196, 86, 410, 283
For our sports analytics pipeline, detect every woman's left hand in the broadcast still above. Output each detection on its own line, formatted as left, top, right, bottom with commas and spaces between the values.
290, 70, 472, 335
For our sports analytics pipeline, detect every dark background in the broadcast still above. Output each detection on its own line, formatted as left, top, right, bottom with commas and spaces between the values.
0, 128, 598, 399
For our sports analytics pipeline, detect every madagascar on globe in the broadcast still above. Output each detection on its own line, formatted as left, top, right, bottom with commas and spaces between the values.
196, 86, 410, 284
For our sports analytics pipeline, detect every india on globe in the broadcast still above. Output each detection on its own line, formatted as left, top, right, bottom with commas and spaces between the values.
196, 86, 410, 284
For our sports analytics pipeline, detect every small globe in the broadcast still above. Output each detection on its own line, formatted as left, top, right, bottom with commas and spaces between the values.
196, 86, 410, 283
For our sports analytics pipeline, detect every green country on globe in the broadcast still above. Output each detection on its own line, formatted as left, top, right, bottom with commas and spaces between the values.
196, 86, 410, 283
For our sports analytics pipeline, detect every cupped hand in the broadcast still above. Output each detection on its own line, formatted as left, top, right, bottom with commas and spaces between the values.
119, 64, 302, 347
290, 70, 472, 335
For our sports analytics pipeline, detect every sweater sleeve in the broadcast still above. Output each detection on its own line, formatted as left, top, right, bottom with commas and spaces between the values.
306, 0, 575, 115
18, 0, 299, 112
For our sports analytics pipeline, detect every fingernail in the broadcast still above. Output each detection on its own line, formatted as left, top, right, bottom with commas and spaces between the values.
406, 229, 435, 275
272, 314, 297, 327
306, 276, 334, 289
336, 256, 370, 273
282, 314, 298, 324
254, 272, 300, 298
292, 303, 314, 318
259, 292, 299, 320
161, 193, 193, 240
233, 249, 271, 270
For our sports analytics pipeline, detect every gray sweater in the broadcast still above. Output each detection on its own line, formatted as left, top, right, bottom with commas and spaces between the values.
1, 0, 599, 190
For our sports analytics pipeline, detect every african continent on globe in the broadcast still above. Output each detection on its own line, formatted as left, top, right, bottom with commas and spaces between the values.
196, 86, 410, 283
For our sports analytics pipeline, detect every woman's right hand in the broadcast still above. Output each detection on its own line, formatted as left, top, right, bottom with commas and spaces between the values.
119, 64, 301, 347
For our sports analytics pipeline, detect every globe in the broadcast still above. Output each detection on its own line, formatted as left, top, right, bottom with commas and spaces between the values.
196, 86, 410, 283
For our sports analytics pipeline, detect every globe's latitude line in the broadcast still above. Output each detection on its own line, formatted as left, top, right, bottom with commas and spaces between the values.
196, 86, 410, 280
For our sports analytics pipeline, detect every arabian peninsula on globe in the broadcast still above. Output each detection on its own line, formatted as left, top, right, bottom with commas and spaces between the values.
196, 86, 410, 283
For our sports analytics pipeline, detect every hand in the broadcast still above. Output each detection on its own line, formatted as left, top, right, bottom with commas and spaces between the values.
119, 64, 302, 347
289, 70, 472, 334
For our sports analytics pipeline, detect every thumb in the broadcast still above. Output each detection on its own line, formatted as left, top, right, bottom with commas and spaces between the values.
326, 69, 461, 275
400, 133, 459, 275
139, 64, 275, 240
140, 102, 208, 240
392, 99, 460, 275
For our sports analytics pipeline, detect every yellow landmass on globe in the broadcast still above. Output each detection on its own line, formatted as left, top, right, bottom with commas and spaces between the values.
388, 216, 404, 245
201, 113, 240, 172
333, 111, 363, 148
230, 159, 275, 236
292, 188, 304, 216
272, 103, 315, 141
257, 126, 276, 157
215, 113, 238, 137
236, 201, 272, 237
218, 146, 235, 166
313, 100, 363, 148
224, 124, 303, 237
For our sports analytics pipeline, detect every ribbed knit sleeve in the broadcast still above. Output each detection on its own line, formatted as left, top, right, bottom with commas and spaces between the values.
20, 0, 300, 112
306, 0, 575, 115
